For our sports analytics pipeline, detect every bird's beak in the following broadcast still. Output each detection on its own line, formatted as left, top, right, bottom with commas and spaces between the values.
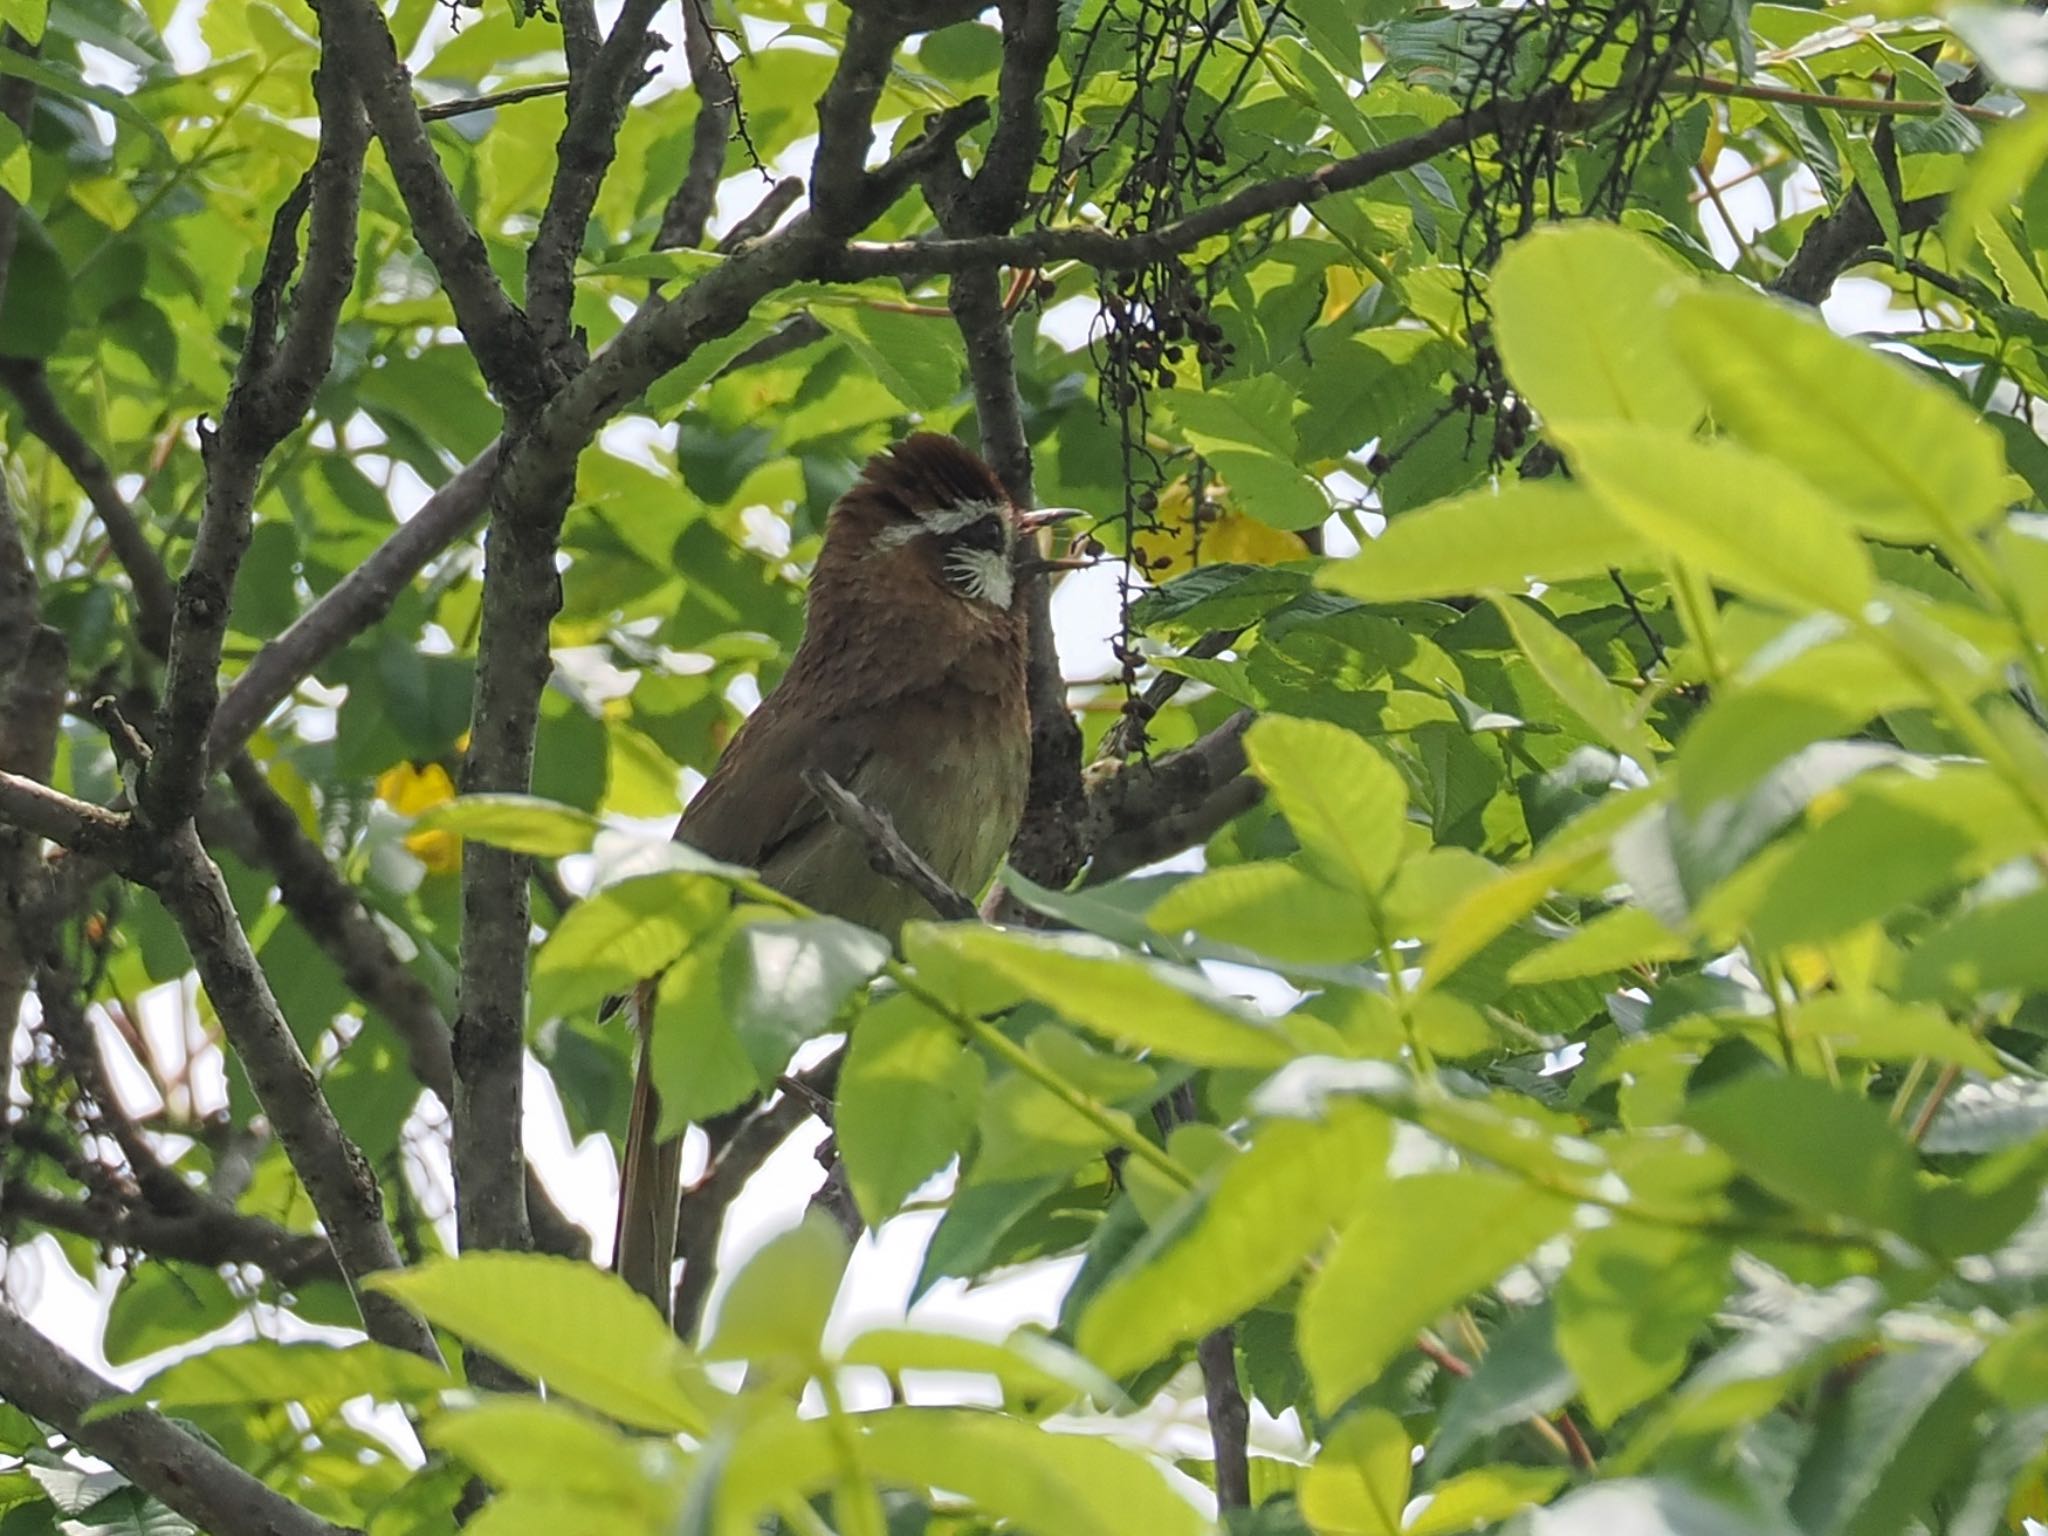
1014, 506, 1084, 533
1015, 554, 1097, 579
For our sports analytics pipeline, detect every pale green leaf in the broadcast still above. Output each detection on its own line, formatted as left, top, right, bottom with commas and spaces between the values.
1301, 1409, 1409, 1536
1319, 483, 1653, 602
532, 871, 728, 1019
1668, 288, 2013, 541
1564, 427, 1875, 615
1244, 715, 1409, 895
1079, 1109, 1388, 1377
1491, 223, 1704, 431
1407, 1464, 1568, 1536
367, 1254, 720, 1432
413, 794, 602, 856
1300, 1172, 1575, 1412
1556, 1224, 1730, 1427
705, 1212, 850, 1368
1146, 859, 1379, 964
838, 993, 984, 1225
723, 917, 889, 1077
1490, 594, 1664, 765
906, 926, 1293, 1069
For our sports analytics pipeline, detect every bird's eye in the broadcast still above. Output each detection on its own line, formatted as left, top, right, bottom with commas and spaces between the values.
947, 515, 1007, 555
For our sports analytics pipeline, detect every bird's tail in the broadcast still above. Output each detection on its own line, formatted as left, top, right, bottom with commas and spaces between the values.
614, 979, 683, 1321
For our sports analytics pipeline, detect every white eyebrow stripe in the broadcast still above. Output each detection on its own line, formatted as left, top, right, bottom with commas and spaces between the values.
869, 499, 1010, 550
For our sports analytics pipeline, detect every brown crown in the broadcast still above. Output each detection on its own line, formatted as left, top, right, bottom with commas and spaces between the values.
853, 433, 1009, 519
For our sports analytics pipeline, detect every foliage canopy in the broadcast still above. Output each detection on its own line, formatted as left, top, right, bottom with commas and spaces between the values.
9, 0, 2048, 1532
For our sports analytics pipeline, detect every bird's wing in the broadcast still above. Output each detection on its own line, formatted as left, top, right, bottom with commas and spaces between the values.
672, 700, 869, 872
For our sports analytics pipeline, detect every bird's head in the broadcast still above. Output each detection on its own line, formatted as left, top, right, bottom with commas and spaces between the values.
818, 433, 1080, 617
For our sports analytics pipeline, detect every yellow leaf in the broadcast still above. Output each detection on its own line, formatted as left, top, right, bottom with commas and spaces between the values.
1132, 477, 1308, 579
1322, 265, 1372, 325
376, 761, 459, 816
378, 762, 463, 874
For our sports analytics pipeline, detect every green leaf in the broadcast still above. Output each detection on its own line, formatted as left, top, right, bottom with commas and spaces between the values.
1791, 994, 2001, 1072
1556, 1224, 1730, 1427
102, 1262, 238, 1365
1668, 289, 2013, 542
649, 918, 762, 1131
1146, 859, 1379, 965
1682, 1074, 1922, 1237
1162, 384, 1330, 530
367, 1254, 721, 1432
532, 871, 728, 1019
723, 917, 889, 1078
1563, 427, 1875, 615
1490, 222, 1704, 431
426, 1398, 654, 1499
1901, 888, 2048, 1002
1078, 1109, 1388, 1378
413, 794, 601, 856
1301, 1409, 1409, 1536
1490, 594, 1664, 765
1244, 715, 1409, 896
705, 1212, 849, 1369
100, 1340, 449, 1417
837, 993, 985, 1225
815, 305, 965, 412
1408, 1464, 1568, 1536
1319, 483, 1654, 602
840, 1327, 1118, 1408
905, 926, 1293, 1069
1786, 1340, 1982, 1536
1299, 1171, 1575, 1412
1505, 905, 1689, 985
854, 1408, 1208, 1536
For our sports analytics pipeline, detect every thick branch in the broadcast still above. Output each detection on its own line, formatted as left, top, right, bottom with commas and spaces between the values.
822, 89, 1594, 280
0, 772, 137, 870
1082, 711, 1257, 882
148, 65, 368, 827
310, 0, 554, 411
215, 758, 590, 1259
0, 475, 62, 1070
149, 822, 439, 1361
0, 1302, 350, 1536
1, 1184, 340, 1287
1769, 186, 1944, 305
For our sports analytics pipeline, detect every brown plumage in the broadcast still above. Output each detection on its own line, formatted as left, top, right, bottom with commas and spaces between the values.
615, 433, 1064, 1317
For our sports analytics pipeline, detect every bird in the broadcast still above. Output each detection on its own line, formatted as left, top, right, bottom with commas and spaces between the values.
613, 432, 1079, 1318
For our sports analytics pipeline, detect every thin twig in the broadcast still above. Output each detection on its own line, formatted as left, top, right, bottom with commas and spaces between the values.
801, 769, 977, 921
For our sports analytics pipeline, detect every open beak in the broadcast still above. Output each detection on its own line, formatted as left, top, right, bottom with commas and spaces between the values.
1013, 506, 1084, 533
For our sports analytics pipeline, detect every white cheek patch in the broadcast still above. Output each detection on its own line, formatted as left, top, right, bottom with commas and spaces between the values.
943, 546, 1015, 610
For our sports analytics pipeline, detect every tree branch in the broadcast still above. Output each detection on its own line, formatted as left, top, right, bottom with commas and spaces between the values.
0, 473, 63, 1085
148, 821, 439, 1361
0, 772, 137, 870
214, 758, 590, 1259
311, 0, 555, 411
1083, 712, 1258, 883
802, 769, 977, 921
207, 444, 500, 767
526, 0, 667, 349
1, 1183, 340, 1288
0, 1301, 351, 1536
656, 0, 743, 250
0, 358, 177, 655
147, 59, 368, 827
821, 89, 1594, 280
